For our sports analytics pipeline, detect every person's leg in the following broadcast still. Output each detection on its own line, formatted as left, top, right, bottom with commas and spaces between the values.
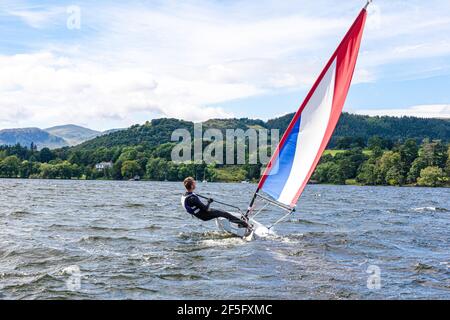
193, 211, 215, 222
207, 209, 249, 228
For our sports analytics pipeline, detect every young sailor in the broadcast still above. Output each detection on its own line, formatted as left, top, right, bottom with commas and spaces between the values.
181, 177, 250, 229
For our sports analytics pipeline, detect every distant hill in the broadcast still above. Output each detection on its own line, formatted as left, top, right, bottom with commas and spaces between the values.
0, 128, 68, 149
0, 124, 123, 149
102, 128, 125, 135
76, 113, 450, 151
334, 113, 450, 144
267, 112, 450, 147
203, 118, 266, 130
74, 118, 193, 150
44, 124, 101, 146
2, 113, 449, 151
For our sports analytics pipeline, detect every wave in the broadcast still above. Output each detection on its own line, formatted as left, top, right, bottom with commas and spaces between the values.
2, 273, 62, 293
269, 249, 305, 266
200, 237, 246, 247
8, 210, 31, 217
157, 273, 204, 281
412, 262, 447, 274
48, 224, 161, 232
290, 218, 329, 226
178, 231, 235, 241
0, 246, 66, 261
124, 203, 145, 208
411, 278, 450, 291
89, 224, 161, 231
78, 235, 140, 244
91, 204, 120, 208
142, 225, 162, 231
296, 230, 349, 239
177, 230, 248, 247
414, 262, 434, 272
412, 207, 448, 213
386, 208, 402, 214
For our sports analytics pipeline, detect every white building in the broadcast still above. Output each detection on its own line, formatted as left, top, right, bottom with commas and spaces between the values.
95, 161, 113, 171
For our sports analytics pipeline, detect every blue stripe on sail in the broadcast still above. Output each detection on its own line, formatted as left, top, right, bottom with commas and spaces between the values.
261, 116, 301, 200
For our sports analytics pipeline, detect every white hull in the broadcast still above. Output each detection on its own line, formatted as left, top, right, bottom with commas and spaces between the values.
216, 217, 270, 241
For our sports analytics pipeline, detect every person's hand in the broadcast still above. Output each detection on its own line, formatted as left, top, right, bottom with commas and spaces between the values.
207, 198, 214, 204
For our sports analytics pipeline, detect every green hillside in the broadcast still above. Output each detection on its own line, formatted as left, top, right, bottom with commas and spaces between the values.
0, 113, 449, 187
76, 113, 450, 151
74, 118, 193, 150
266, 112, 450, 147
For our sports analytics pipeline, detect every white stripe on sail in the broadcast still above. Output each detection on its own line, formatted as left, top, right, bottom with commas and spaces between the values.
277, 58, 337, 205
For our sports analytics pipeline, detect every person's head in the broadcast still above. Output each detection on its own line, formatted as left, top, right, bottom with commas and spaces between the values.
183, 177, 196, 192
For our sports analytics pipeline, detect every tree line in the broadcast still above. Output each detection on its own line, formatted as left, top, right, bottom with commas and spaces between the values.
313, 138, 449, 187
267, 112, 450, 147
0, 136, 448, 187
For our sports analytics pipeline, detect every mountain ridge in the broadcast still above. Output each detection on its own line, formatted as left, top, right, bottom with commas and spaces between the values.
1, 113, 449, 150
44, 124, 101, 146
0, 127, 68, 149
74, 112, 450, 151
0, 124, 109, 149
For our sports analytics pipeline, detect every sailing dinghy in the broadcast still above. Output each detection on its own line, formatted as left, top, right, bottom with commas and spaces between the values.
215, 2, 369, 240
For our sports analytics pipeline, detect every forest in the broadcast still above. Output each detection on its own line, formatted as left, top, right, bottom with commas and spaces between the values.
0, 113, 449, 187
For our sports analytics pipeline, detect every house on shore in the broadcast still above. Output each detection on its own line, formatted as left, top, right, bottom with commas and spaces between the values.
95, 161, 113, 171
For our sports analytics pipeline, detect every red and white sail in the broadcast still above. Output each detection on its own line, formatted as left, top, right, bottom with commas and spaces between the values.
257, 7, 368, 208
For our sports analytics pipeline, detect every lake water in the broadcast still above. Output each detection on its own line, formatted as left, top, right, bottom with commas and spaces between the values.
0, 179, 448, 300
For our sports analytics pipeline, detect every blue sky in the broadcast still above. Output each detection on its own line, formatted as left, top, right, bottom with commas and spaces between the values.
0, 0, 449, 130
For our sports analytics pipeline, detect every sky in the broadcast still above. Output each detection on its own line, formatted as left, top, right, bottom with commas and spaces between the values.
0, 0, 449, 131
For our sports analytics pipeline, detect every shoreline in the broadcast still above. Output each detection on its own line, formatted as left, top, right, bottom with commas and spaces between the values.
0, 177, 448, 188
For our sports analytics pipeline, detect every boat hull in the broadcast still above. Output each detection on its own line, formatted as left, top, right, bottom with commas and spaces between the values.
216, 216, 270, 240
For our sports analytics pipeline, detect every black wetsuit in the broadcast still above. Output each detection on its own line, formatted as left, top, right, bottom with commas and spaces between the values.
182, 192, 249, 228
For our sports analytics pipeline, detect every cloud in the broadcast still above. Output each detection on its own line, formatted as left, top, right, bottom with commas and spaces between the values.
1, 0, 450, 129
0, 51, 235, 129
354, 104, 450, 119
1, 1, 351, 129
7, 7, 65, 29
359, 0, 450, 80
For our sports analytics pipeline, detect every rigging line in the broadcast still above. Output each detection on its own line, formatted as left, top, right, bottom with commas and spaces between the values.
196, 193, 243, 213
249, 202, 269, 220
256, 193, 294, 212
268, 209, 295, 230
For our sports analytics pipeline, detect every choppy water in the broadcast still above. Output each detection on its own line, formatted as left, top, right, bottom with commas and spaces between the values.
0, 179, 449, 300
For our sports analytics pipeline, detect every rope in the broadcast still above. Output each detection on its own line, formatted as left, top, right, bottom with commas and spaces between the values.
196, 192, 294, 230
196, 193, 243, 213
268, 209, 295, 230
249, 202, 269, 220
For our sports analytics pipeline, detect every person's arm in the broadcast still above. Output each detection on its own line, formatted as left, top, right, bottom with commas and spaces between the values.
188, 195, 211, 211
205, 198, 213, 211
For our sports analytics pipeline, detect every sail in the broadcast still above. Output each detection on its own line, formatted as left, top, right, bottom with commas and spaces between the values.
257, 7, 368, 208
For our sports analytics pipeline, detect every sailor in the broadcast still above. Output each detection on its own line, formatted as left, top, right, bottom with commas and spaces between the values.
181, 177, 250, 229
